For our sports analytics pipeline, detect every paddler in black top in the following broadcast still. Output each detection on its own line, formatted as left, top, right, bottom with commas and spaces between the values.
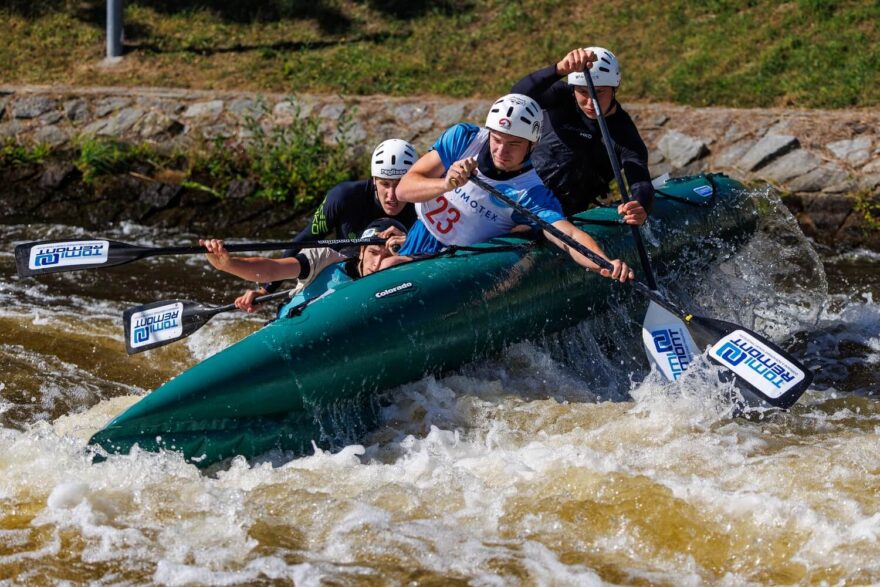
256, 138, 419, 296
202, 218, 408, 313
288, 138, 419, 246
512, 47, 652, 225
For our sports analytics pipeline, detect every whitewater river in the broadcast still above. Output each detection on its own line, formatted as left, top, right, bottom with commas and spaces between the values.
1, 192, 878, 585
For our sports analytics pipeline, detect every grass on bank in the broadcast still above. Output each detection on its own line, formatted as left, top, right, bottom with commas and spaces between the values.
1, 0, 878, 108
4, 99, 363, 212
0, 139, 52, 166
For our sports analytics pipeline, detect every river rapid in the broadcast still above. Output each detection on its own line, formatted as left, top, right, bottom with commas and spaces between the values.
1, 191, 878, 586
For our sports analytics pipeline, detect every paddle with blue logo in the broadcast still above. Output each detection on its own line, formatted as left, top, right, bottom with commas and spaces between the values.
122, 291, 292, 354
468, 173, 813, 411
581, 64, 811, 408
14, 237, 385, 278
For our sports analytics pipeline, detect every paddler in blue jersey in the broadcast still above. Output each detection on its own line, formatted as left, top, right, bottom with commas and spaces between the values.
383, 93, 634, 282
201, 218, 407, 313
512, 47, 652, 223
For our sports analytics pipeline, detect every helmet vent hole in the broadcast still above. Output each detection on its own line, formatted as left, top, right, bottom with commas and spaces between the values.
391, 155, 397, 165
599, 66, 610, 73
519, 116, 531, 124
506, 106, 514, 117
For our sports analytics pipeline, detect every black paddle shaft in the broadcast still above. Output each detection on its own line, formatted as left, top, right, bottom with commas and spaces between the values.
469, 175, 685, 315
124, 290, 294, 354
199, 290, 293, 317
127, 237, 386, 258
582, 66, 658, 291
469, 175, 814, 409
468, 175, 615, 272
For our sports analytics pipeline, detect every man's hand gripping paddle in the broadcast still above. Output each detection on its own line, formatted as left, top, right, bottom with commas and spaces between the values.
468, 171, 812, 410
122, 291, 292, 354
568, 64, 812, 408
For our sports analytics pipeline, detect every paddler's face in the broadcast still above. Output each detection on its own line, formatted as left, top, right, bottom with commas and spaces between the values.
488, 131, 531, 172
574, 85, 615, 119
374, 179, 405, 216
358, 244, 387, 276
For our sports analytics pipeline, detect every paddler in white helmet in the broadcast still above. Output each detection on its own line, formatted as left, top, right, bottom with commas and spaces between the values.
226, 138, 419, 311
512, 47, 653, 224
384, 93, 633, 282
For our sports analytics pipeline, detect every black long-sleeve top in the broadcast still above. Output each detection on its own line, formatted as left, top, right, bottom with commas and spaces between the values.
263, 179, 416, 292
512, 64, 654, 216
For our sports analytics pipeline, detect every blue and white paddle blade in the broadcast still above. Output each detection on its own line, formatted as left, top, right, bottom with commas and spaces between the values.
16, 239, 111, 277
642, 301, 700, 381
124, 301, 186, 354
708, 329, 809, 407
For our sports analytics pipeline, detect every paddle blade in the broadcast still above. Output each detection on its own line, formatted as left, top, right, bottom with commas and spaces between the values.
123, 300, 214, 354
686, 315, 813, 410
642, 301, 700, 381
15, 239, 142, 277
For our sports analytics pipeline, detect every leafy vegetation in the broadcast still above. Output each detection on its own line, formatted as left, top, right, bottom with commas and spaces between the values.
183, 99, 361, 209
0, 139, 52, 166
854, 189, 880, 231
63, 99, 360, 208
1, 0, 877, 108
243, 100, 358, 204
74, 137, 157, 185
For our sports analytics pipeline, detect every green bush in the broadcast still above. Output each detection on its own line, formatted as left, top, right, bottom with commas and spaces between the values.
186, 98, 361, 208
242, 98, 359, 208
854, 190, 880, 232
74, 137, 156, 185
67, 99, 360, 207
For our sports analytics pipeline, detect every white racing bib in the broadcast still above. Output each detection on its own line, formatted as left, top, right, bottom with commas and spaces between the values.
416, 131, 548, 245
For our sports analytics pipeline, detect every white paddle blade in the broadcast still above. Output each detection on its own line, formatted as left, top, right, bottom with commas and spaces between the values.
642, 301, 700, 381
27, 240, 109, 271
127, 302, 184, 352
708, 330, 807, 399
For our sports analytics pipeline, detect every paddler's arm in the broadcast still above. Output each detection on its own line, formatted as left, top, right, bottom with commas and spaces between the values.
397, 151, 478, 203
200, 239, 303, 283
544, 220, 634, 283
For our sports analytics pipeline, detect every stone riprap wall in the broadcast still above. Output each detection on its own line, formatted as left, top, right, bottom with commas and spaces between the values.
628, 103, 880, 249
1, 85, 878, 247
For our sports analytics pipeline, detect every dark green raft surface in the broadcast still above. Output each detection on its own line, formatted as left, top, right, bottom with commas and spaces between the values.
90, 174, 762, 467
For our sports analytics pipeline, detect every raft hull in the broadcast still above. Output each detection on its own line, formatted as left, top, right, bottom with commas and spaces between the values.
90, 174, 761, 466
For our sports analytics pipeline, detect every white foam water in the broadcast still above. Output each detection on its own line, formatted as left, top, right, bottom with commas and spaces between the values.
1, 344, 877, 584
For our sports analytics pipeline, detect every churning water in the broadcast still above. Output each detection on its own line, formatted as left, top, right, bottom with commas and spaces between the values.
1, 191, 878, 585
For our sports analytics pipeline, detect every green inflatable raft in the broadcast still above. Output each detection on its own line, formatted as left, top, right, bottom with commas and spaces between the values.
89, 173, 761, 467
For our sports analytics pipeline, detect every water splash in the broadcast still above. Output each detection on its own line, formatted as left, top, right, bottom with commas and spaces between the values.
1, 189, 879, 584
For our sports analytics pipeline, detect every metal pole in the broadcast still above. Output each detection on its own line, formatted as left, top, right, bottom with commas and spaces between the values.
107, 0, 123, 59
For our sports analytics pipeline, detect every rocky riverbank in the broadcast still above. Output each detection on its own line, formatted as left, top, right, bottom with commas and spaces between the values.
1, 85, 878, 248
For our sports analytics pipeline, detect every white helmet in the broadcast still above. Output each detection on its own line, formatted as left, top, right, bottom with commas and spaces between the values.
567, 47, 621, 88
371, 139, 418, 180
485, 93, 543, 143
